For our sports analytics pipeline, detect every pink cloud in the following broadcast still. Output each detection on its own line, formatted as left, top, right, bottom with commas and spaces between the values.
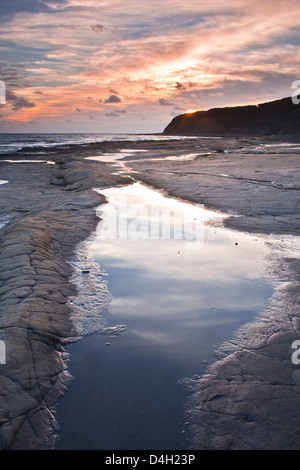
1, 0, 300, 131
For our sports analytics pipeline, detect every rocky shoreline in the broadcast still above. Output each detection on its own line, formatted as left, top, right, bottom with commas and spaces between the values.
124, 137, 300, 449
0, 136, 299, 449
0, 150, 130, 449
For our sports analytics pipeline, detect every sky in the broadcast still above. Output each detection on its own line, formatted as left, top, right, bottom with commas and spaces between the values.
0, 0, 300, 133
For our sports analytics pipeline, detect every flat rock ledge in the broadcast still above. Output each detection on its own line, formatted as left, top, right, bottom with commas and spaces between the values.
184, 253, 300, 449
0, 138, 299, 450
125, 143, 300, 449
0, 156, 130, 449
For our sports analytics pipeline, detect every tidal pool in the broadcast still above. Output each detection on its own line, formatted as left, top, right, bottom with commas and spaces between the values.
55, 182, 275, 450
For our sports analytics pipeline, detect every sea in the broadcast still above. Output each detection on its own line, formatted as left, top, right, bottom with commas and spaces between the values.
1, 132, 300, 157
0, 133, 200, 156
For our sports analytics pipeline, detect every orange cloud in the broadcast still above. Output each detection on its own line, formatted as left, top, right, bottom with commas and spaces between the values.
1, 0, 300, 131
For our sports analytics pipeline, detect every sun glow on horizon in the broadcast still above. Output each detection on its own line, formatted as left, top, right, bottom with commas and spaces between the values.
0, 0, 299, 132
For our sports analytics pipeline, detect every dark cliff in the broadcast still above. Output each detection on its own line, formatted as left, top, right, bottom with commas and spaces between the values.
163, 97, 300, 137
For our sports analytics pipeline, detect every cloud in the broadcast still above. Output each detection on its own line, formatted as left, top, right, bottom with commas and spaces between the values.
0, 62, 32, 90
0, 0, 63, 18
1, 0, 300, 131
59, 23, 84, 30
159, 98, 175, 106
208, 92, 224, 97
6, 90, 35, 111
104, 94, 122, 103
91, 24, 105, 33
105, 108, 126, 117
59, 22, 105, 33
105, 111, 118, 117
175, 81, 195, 90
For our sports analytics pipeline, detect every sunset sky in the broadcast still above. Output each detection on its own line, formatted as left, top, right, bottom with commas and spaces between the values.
0, 0, 300, 133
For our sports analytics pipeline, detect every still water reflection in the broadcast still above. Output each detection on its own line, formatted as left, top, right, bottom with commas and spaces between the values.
55, 183, 274, 450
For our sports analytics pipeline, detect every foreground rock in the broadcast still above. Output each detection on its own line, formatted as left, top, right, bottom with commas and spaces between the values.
124, 138, 300, 449
0, 153, 130, 449
0, 136, 299, 449
127, 139, 300, 236
185, 253, 300, 449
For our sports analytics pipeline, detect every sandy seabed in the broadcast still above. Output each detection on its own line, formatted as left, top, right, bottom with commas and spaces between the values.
0, 135, 299, 449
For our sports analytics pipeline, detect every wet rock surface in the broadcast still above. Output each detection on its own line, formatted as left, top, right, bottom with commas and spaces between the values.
0, 151, 130, 449
0, 136, 299, 449
124, 137, 300, 449
183, 257, 300, 449
127, 141, 300, 236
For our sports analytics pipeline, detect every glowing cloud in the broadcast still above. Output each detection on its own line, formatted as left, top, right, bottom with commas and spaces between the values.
0, 0, 299, 132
